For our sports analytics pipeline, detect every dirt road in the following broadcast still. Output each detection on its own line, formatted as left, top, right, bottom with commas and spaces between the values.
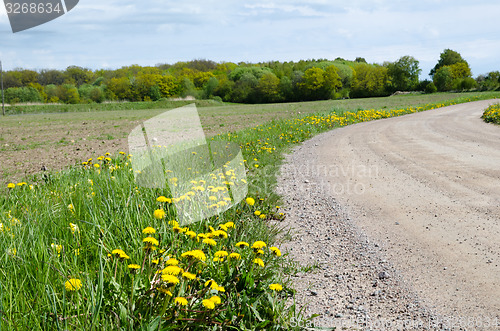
278, 99, 499, 328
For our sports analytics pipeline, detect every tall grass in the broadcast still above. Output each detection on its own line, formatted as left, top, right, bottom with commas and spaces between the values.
0, 93, 497, 329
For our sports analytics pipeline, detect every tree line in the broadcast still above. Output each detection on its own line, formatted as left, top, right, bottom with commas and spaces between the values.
2, 49, 499, 105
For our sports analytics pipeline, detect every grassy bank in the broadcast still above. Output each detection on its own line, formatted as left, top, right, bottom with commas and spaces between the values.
1, 92, 498, 329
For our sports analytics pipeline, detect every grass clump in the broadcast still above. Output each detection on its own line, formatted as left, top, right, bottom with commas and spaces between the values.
482, 103, 500, 124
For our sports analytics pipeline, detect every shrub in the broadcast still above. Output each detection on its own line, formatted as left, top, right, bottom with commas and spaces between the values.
4, 86, 43, 104
424, 82, 437, 94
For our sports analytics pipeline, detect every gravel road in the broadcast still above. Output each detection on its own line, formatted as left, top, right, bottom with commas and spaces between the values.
276, 100, 500, 330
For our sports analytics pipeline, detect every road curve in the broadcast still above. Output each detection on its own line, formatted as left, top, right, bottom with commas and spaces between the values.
314, 100, 500, 319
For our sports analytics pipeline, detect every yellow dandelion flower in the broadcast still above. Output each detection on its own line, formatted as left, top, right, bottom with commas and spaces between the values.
182, 272, 197, 280
202, 238, 217, 246
245, 197, 255, 206
153, 209, 165, 219
142, 227, 156, 234
151, 259, 159, 264
235, 241, 249, 248
214, 251, 228, 258
209, 295, 221, 305
128, 264, 140, 270
251, 241, 266, 250
202, 299, 215, 310
185, 230, 197, 239
143, 237, 159, 247
51, 243, 63, 254
93, 164, 100, 169
205, 279, 219, 289
212, 230, 228, 239
181, 250, 206, 261
162, 266, 182, 276
65, 278, 82, 291
270, 247, 282, 257
216, 286, 225, 292
213, 257, 224, 262
69, 223, 79, 234
161, 274, 180, 285
157, 287, 172, 296
229, 252, 241, 260
169, 220, 179, 227
224, 222, 235, 229
157, 196, 172, 203
253, 258, 265, 267
219, 224, 228, 231
174, 297, 188, 306
269, 283, 283, 291
254, 210, 261, 216
166, 258, 179, 266
259, 214, 266, 219
256, 249, 264, 255
111, 249, 125, 256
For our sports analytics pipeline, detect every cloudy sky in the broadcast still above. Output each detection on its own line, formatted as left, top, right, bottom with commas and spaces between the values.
0, 0, 499, 78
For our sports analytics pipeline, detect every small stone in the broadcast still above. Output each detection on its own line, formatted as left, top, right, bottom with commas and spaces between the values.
310, 290, 318, 296
395, 222, 400, 225
304, 180, 310, 183
378, 271, 390, 280
335, 313, 343, 318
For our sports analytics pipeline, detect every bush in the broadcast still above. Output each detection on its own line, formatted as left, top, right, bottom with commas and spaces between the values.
424, 82, 437, 94
4, 86, 43, 104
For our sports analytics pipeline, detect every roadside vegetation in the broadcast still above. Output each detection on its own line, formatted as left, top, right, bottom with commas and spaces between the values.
1, 92, 498, 329
2, 49, 500, 110
482, 103, 500, 124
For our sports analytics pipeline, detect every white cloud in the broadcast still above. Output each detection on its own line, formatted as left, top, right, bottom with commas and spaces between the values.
0, 0, 498, 77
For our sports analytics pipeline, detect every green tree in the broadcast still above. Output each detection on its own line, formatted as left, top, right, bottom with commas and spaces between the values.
298, 67, 325, 100
38, 69, 65, 86
157, 75, 181, 98
323, 65, 342, 97
107, 77, 132, 100
433, 66, 453, 91
430, 49, 468, 77
64, 66, 93, 87
57, 84, 80, 104
448, 62, 472, 79
350, 63, 390, 98
256, 72, 281, 102
4, 86, 43, 104
201, 77, 219, 99
387, 56, 421, 91
230, 72, 258, 103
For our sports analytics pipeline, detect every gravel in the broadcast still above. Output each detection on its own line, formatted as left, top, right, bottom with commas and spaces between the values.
275, 135, 453, 330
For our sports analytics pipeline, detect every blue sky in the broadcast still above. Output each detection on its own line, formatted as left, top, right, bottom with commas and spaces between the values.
1, 0, 499, 78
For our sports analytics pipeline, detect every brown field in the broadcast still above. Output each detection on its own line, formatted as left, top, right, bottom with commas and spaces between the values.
0, 93, 485, 185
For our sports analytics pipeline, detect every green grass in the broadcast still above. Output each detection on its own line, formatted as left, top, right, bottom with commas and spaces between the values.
1, 92, 499, 330
4, 99, 224, 115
